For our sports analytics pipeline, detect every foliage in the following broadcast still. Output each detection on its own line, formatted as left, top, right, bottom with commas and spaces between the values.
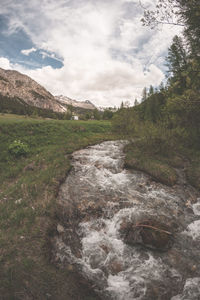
141, 87, 147, 102
142, 0, 200, 94
148, 85, 154, 96
93, 108, 101, 120
103, 109, 113, 120
8, 140, 29, 157
112, 107, 136, 135
112, 1, 200, 187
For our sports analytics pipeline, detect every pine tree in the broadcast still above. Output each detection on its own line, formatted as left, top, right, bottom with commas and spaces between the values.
141, 87, 147, 102
134, 98, 139, 106
148, 85, 154, 96
166, 35, 187, 93
159, 82, 165, 92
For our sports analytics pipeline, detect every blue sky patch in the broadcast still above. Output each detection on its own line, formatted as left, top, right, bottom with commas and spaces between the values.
0, 15, 63, 69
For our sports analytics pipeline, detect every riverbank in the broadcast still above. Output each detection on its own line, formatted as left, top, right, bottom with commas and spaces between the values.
0, 114, 116, 300
124, 141, 200, 190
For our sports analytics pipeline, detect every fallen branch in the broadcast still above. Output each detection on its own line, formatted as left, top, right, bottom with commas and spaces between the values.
133, 224, 172, 235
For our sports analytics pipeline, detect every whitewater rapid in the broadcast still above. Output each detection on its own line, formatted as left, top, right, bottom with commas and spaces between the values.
53, 141, 200, 300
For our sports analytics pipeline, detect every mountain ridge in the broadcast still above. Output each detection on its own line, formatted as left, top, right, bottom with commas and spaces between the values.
0, 68, 66, 113
0, 68, 97, 114
55, 95, 96, 110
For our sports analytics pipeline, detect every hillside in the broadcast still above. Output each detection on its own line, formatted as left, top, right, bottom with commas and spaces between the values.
0, 68, 66, 113
55, 95, 96, 110
0, 68, 99, 118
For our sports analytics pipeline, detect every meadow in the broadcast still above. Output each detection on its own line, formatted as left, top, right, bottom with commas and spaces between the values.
0, 114, 115, 300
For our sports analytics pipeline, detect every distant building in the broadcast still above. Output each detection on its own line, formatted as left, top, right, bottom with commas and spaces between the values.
72, 115, 79, 120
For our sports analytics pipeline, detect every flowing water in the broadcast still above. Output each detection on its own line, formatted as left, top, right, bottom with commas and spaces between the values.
53, 141, 200, 300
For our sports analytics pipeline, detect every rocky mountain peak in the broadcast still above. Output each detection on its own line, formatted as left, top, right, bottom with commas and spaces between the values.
55, 95, 96, 110
0, 68, 66, 113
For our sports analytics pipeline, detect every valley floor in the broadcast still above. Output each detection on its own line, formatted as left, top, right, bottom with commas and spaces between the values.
1, 114, 199, 299
0, 114, 115, 300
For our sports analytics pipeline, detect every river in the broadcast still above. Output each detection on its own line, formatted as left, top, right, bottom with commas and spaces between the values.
52, 141, 200, 300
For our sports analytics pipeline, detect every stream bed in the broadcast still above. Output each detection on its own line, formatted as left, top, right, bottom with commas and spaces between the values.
52, 141, 200, 300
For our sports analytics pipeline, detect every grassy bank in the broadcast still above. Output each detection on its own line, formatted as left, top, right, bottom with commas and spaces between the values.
124, 143, 178, 186
0, 114, 116, 300
184, 149, 200, 190
124, 141, 200, 189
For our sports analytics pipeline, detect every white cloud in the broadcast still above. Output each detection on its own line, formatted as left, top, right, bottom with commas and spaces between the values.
21, 47, 37, 56
0, 57, 12, 69
0, 0, 182, 107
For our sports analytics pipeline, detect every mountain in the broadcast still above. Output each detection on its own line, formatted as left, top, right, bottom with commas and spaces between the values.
55, 95, 96, 110
0, 68, 66, 113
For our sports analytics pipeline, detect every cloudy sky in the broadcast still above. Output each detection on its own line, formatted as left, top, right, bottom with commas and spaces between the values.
0, 0, 181, 107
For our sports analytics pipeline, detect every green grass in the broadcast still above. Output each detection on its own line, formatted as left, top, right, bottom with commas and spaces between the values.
0, 114, 116, 300
124, 140, 200, 190
124, 143, 178, 186
184, 149, 200, 190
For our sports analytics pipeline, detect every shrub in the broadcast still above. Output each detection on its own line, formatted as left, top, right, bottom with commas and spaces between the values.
9, 140, 29, 157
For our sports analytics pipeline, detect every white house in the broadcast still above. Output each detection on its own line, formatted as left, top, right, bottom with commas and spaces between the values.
72, 115, 79, 120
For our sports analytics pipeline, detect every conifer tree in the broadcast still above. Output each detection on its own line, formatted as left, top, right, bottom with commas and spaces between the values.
141, 87, 147, 102
148, 85, 154, 96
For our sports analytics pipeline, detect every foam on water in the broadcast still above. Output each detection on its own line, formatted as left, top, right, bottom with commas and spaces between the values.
107, 275, 132, 300
171, 278, 200, 300
56, 140, 200, 299
184, 220, 200, 240
192, 198, 200, 216
75, 207, 181, 299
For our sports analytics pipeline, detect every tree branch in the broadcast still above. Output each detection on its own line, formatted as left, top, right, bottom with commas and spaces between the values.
133, 224, 173, 235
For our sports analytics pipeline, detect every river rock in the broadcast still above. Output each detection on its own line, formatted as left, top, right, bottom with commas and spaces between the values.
120, 219, 174, 251
57, 224, 65, 234
108, 258, 124, 275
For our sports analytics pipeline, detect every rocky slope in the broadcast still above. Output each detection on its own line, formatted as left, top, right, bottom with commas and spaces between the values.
55, 95, 96, 110
0, 68, 66, 113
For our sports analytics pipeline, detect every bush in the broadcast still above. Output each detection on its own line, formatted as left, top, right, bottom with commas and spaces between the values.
9, 140, 29, 157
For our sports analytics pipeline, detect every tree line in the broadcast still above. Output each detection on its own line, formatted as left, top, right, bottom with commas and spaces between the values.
113, 0, 200, 155
0, 94, 114, 120
0, 94, 69, 120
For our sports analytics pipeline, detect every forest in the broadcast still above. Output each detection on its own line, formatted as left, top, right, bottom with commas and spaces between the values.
0, 94, 69, 119
112, 0, 200, 188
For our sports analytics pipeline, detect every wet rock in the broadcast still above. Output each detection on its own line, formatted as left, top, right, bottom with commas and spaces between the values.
100, 244, 110, 254
144, 281, 175, 300
109, 259, 124, 275
57, 224, 65, 234
120, 219, 174, 251
171, 278, 200, 300
89, 250, 107, 269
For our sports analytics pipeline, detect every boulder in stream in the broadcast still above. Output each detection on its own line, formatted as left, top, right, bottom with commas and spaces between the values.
120, 219, 174, 251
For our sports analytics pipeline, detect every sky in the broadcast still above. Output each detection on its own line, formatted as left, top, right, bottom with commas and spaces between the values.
0, 0, 181, 107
